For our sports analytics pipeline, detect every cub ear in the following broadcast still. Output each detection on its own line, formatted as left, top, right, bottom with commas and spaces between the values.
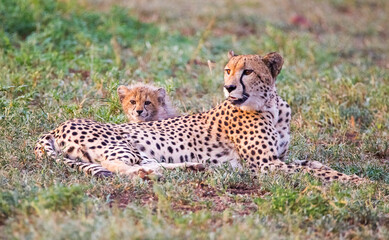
156, 88, 166, 104
117, 85, 130, 103
228, 50, 236, 60
262, 52, 284, 79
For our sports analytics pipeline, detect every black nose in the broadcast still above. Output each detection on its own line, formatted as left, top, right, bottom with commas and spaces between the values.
136, 110, 143, 115
224, 85, 237, 93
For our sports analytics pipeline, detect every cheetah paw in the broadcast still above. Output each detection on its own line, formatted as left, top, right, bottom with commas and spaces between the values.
94, 170, 114, 179
137, 168, 162, 180
185, 163, 206, 171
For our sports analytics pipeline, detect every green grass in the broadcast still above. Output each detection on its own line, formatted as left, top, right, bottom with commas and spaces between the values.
1, 0, 388, 239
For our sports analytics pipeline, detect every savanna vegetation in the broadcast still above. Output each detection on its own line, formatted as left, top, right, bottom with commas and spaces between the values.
0, 0, 388, 239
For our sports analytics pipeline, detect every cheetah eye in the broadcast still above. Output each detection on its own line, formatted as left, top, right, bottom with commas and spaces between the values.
130, 100, 136, 105
243, 69, 253, 75
225, 69, 231, 75
145, 101, 152, 105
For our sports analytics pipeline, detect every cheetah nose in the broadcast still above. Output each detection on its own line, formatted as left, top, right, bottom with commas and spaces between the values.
224, 85, 237, 93
136, 110, 143, 115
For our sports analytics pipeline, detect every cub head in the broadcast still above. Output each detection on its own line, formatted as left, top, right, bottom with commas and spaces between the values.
223, 51, 283, 111
117, 84, 167, 122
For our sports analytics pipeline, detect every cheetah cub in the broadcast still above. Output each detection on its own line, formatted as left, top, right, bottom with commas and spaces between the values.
117, 83, 177, 122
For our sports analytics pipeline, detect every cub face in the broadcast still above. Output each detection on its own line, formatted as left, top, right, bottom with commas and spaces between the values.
117, 84, 169, 122
223, 51, 283, 111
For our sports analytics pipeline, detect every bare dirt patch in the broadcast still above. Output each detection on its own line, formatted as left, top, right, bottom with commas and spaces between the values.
108, 181, 266, 215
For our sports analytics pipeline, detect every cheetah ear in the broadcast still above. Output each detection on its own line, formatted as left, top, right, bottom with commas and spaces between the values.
228, 50, 236, 60
262, 52, 284, 79
117, 85, 130, 103
156, 88, 166, 104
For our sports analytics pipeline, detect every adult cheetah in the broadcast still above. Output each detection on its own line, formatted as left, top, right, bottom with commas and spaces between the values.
224, 51, 291, 161
35, 51, 364, 183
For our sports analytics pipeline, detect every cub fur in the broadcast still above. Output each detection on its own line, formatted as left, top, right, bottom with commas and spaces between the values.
117, 83, 177, 122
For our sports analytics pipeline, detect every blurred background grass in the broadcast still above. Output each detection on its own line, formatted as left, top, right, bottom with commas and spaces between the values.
0, 0, 388, 239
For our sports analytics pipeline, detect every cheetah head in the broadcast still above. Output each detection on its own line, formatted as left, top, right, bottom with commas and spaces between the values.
117, 84, 167, 122
223, 51, 283, 111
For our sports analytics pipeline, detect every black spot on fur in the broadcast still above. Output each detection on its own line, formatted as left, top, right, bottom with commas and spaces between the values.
168, 146, 173, 154
67, 146, 75, 153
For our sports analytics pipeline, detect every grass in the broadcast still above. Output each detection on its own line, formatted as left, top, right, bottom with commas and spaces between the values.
1, 0, 388, 239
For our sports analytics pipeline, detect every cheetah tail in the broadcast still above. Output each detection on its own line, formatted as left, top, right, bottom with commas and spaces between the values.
272, 159, 365, 184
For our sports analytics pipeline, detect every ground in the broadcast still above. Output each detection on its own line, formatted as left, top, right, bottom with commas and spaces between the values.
0, 0, 388, 239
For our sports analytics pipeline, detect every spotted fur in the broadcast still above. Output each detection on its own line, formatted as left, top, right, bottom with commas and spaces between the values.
225, 51, 291, 160
34, 52, 364, 183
